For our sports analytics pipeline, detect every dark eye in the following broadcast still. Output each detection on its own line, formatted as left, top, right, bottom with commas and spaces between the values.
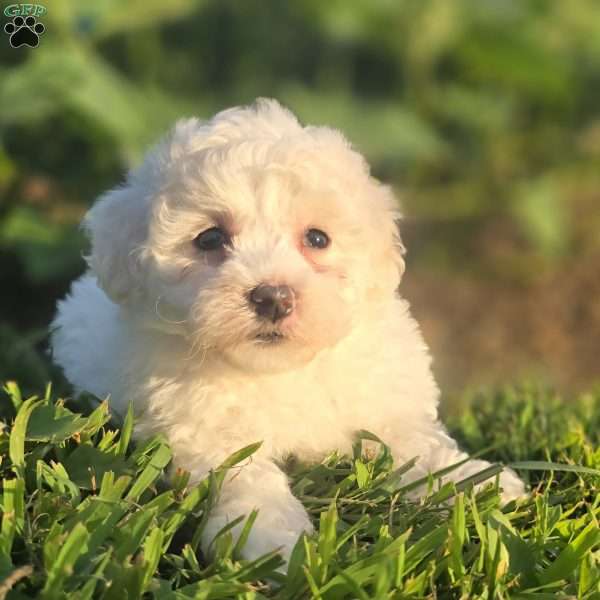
304, 228, 330, 249
193, 227, 229, 251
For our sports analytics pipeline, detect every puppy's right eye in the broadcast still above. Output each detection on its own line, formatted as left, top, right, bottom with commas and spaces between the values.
193, 227, 229, 251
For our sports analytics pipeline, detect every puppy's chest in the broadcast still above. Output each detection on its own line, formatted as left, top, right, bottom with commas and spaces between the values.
195, 371, 355, 456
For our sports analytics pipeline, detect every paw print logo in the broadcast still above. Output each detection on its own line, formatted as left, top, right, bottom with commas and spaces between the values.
4, 15, 45, 48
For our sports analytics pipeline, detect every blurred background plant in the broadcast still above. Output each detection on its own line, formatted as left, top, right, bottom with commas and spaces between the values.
1, 0, 599, 398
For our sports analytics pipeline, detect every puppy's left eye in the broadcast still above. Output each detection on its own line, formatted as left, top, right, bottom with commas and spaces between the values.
193, 227, 229, 251
304, 228, 330, 249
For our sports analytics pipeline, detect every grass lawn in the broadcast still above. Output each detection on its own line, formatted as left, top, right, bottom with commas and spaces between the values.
0, 383, 599, 599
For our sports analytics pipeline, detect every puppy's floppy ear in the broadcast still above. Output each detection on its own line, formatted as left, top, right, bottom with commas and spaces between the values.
374, 184, 406, 295
83, 183, 152, 304
82, 117, 205, 304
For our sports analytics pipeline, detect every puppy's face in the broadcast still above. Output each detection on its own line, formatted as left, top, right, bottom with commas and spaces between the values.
85, 101, 404, 373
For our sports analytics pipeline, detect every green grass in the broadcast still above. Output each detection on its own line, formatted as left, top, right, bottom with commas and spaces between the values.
0, 383, 599, 599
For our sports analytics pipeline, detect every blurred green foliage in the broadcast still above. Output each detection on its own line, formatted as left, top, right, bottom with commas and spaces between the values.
1, 0, 600, 393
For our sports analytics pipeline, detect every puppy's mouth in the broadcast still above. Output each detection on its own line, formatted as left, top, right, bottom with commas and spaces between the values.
254, 331, 286, 344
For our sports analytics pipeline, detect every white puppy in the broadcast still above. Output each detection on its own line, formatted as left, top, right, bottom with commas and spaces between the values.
51, 98, 524, 563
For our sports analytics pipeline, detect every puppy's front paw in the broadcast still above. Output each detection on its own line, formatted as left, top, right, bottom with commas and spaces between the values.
498, 467, 526, 503
242, 520, 312, 564
203, 495, 313, 567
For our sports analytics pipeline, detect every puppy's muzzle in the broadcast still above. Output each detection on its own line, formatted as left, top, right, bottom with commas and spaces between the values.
249, 284, 295, 323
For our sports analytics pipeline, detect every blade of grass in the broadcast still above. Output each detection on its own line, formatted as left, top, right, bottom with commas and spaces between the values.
509, 461, 600, 477
9, 397, 43, 474
42, 522, 90, 599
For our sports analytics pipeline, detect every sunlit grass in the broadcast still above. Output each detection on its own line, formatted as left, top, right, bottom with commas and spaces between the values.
0, 382, 599, 598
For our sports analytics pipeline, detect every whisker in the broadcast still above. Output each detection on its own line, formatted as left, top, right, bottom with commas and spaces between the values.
155, 296, 187, 326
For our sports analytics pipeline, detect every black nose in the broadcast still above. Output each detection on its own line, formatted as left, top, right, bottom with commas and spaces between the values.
249, 284, 295, 322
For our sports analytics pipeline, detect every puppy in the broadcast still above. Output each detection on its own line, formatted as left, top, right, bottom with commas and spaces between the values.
51, 99, 524, 563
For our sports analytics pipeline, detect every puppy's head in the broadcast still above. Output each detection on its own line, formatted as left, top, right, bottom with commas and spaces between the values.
85, 99, 405, 372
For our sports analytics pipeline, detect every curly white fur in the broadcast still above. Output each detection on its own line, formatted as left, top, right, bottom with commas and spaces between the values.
51, 98, 524, 565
